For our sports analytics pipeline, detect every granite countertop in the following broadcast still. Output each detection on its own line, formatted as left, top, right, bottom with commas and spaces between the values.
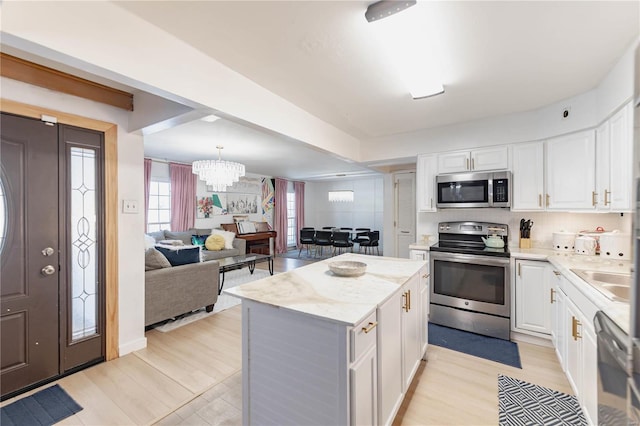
511, 247, 632, 333
224, 253, 427, 326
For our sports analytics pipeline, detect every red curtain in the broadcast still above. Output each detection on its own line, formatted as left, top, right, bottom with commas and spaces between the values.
143, 158, 152, 231
274, 178, 289, 254
169, 162, 197, 231
294, 181, 305, 249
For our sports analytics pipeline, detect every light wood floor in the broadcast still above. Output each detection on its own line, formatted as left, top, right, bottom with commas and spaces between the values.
2, 255, 572, 425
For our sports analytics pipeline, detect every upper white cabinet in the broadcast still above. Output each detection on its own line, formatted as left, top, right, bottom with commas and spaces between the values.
416, 154, 437, 212
437, 146, 508, 174
595, 102, 633, 212
545, 130, 596, 210
511, 141, 545, 211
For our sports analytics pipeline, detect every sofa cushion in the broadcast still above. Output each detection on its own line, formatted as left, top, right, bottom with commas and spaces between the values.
156, 245, 201, 266
191, 234, 208, 247
145, 247, 171, 271
190, 228, 213, 236
201, 248, 241, 261
148, 230, 166, 242
164, 231, 193, 245
205, 234, 225, 251
211, 229, 236, 250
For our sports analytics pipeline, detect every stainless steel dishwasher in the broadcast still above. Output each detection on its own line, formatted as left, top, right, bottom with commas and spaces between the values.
594, 311, 632, 425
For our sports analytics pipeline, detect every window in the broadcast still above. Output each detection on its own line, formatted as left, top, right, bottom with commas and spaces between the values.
147, 180, 171, 232
287, 192, 296, 247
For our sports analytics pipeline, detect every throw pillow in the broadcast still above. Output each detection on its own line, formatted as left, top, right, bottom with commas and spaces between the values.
211, 229, 236, 250
155, 245, 201, 266
191, 234, 208, 247
144, 234, 156, 250
158, 239, 184, 246
205, 234, 226, 251
145, 247, 171, 271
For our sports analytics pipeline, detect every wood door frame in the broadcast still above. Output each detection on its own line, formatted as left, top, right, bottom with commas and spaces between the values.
1, 98, 119, 361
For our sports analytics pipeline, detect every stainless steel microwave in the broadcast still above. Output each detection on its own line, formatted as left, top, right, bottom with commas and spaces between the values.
436, 171, 512, 208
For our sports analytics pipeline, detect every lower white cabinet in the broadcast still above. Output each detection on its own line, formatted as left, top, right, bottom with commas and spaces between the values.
550, 269, 566, 369
351, 344, 378, 426
410, 249, 428, 261
514, 260, 552, 335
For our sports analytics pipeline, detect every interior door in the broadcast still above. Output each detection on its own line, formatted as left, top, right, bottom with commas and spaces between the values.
1, 113, 60, 396
394, 172, 416, 258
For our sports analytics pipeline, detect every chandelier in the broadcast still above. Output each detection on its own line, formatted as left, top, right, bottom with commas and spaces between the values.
192, 146, 245, 192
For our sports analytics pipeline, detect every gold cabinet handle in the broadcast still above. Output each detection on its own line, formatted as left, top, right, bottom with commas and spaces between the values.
550, 288, 556, 304
517, 262, 521, 277
408, 289, 411, 311
403, 292, 409, 312
430, 198, 433, 209
538, 194, 542, 207
571, 316, 582, 341
553, 270, 561, 276
362, 321, 378, 334
466, 158, 470, 170
604, 189, 610, 206
592, 191, 598, 206
546, 194, 550, 207
471, 158, 475, 170
422, 274, 429, 279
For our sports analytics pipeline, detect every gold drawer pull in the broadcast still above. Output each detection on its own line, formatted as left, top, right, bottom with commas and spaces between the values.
592, 191, 598, 206
550, 288, 556, 304
362, 321, 378, 334
604, 189, 610, 206
571, 316, 582, 340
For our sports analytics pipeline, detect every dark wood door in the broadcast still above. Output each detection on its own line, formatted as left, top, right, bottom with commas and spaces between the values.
1, 113, 60, 396
0, 114, 105, 398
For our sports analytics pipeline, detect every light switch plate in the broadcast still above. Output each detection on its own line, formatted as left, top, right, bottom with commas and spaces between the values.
122, 199, 139, 214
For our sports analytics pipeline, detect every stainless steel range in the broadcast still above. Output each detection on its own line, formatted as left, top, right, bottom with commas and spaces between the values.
430, 221, 511, 340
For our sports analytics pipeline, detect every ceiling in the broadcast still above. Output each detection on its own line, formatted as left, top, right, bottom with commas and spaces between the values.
15, 1, 636, 181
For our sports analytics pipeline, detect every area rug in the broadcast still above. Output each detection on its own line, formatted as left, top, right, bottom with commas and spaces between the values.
498, 375, 586, 425
0, 384, 82, 426
428, 323, 522, 368
151, 268, 274, 332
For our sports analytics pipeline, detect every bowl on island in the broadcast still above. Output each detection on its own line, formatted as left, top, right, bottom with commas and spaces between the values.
328, 261, 367, 277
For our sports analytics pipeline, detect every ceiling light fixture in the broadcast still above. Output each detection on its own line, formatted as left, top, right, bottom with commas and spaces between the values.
365, 0, 444, 99
328, 190, 354, 203
192, 145, 245, 192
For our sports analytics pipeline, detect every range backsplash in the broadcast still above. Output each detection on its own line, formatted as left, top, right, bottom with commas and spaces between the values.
417, 210, 632, 249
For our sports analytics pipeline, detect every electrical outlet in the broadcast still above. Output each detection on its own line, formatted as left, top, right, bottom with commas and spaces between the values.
122, 199, 139, 214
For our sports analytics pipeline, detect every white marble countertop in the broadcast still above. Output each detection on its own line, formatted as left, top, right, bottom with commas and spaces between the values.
409, 242, 431, 250
510, 248, 632, 333
224, 253, 427, 326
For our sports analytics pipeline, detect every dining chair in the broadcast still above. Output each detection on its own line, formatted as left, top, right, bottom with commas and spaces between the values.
332, 231, 353, 256
360, 231, 380, 255
313, 230, 334, 257
298, 229, 316, 257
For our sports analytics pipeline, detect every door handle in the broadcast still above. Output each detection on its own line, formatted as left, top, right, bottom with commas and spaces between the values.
604, 190, 610, 206
546, 194, 550, 207
361, 322, 378, 334
42, 247, 55, 256
41, 265, 56, 276
538, 194, 542, 207
592, 191, 597, 207
550, 288, 556, 304
466, 158, 470, 170
471, 158, 475, 170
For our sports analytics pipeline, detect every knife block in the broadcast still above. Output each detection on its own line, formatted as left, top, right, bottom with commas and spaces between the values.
519, 238, 531, 249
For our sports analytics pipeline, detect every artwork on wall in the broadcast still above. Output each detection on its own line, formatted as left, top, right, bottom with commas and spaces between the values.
207, 176, 261, 194
196, 196, 213, 218
227, 193, 259, 214
261, 178, 275, 227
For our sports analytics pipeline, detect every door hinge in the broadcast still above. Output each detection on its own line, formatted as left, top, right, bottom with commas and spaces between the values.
41, 114, 58, 126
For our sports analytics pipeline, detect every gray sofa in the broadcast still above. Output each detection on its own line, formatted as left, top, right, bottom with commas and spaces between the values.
144, 228, 246, 327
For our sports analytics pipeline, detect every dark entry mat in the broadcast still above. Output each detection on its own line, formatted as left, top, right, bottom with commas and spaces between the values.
1, 384, 83, 426
428, 322, 522, 368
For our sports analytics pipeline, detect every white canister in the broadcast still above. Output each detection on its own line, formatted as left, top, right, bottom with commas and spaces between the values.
599, 231, 631, 260
552, 231, 576, 252
575, 236, 597, 255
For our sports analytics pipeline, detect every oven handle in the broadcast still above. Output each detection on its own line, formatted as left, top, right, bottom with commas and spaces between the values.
429, 250, 510, 267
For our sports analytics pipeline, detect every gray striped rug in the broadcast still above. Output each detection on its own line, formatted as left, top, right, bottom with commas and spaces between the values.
498, 375, 587, 425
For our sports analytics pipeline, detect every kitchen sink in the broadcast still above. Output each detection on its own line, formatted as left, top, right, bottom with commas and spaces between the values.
570, 269, 631, 302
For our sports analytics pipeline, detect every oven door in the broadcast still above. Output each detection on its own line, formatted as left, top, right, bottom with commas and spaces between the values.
430, 251, 510, 317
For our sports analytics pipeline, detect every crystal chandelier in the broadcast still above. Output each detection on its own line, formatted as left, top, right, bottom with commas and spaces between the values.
192, 146, 245, 192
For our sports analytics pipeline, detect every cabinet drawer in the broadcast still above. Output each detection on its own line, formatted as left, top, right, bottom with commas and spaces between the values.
351, 311, 377, 363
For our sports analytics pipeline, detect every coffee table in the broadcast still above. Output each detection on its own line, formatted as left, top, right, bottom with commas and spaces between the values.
218, 253, 274, 294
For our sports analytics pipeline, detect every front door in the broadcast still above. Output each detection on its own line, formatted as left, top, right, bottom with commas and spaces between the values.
1, 113, 105, 398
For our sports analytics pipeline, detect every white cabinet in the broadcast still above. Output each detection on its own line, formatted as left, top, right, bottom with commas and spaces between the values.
514, 260, 551, 335
546, 130, 596, 210
419, 267, 430, 357
351, 344, 378, 426
550, 269, 566, 370
596, 102, 633, 212
377, 266, 427, 426
416, 154, 437, 212
437, 146, 508, 174
511, 141, 545, 211
564, 296, 582, 396
582, 323, 598, 425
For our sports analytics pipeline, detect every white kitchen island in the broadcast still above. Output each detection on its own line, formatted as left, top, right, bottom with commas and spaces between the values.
225, 253, 429, 426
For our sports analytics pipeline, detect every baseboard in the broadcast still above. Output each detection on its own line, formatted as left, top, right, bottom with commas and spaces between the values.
119, 336, 147, 356
510, 331, 553, 347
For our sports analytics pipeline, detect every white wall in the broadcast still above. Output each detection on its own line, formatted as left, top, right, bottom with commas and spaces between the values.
304, 176, 384, 246
1, 77, 147, 355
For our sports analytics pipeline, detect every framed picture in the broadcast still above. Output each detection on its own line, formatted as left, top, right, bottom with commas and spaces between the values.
227, 194, 259, 214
